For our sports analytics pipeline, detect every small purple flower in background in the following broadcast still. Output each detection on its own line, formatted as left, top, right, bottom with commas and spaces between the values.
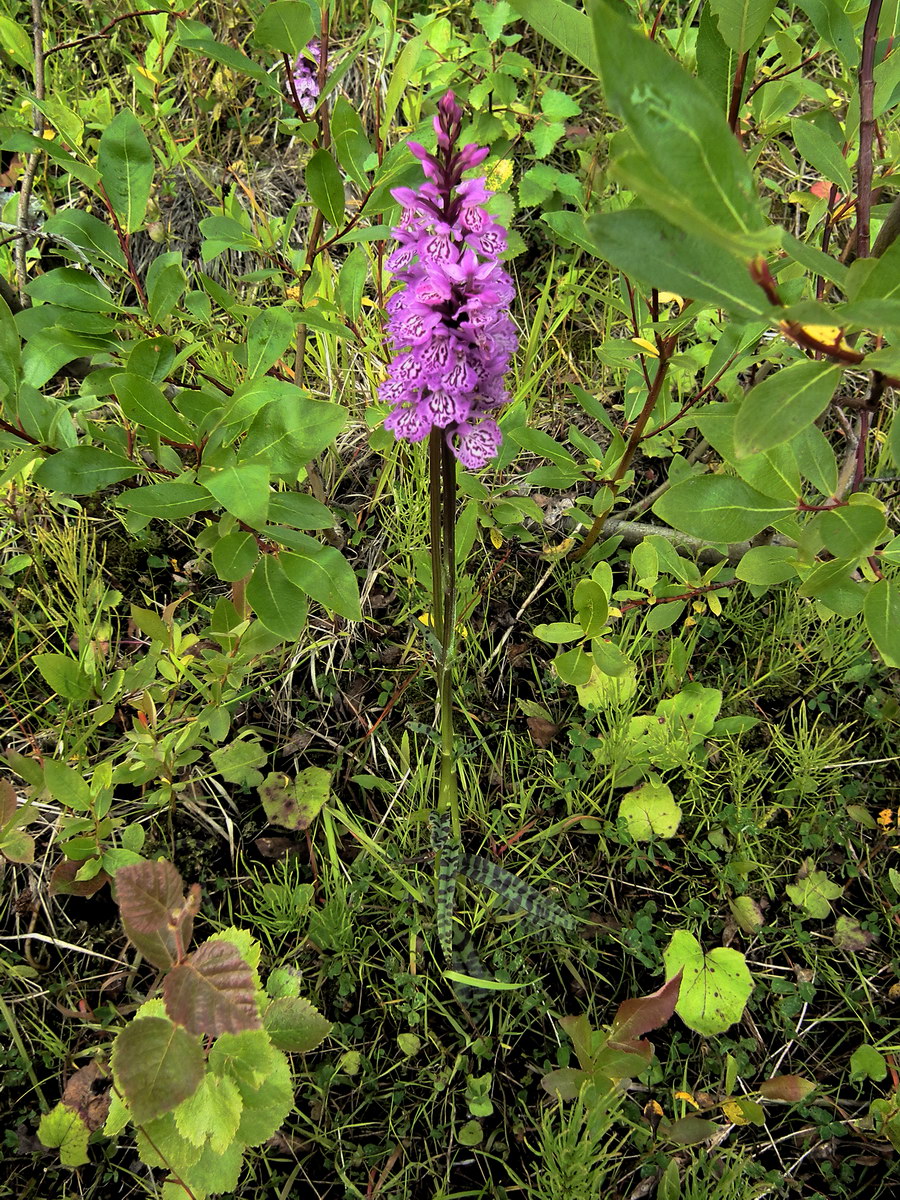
288, 40, 321, 115
381, 92, 518, 471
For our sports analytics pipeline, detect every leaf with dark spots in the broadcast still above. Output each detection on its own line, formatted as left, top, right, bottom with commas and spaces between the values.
163, 939, 262, 1036
258, 768, 330, 831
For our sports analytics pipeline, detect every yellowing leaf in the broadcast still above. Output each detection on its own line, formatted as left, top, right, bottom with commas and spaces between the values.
489, 527, 504, 549
657, 291, 684, 308
674, 1090, 700, 1109
722, 1099, 750, 1124
631, 336, 659, 356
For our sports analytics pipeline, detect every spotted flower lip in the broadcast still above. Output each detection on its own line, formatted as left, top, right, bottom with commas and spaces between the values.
380, 91, 517, 472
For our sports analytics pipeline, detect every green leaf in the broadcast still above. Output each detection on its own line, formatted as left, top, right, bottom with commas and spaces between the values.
112, 373, 195, 443
237, 386, 346, 476
864, 577, 900, 667
533, 621, 584, 644
619, 780, 682, 840
211, 737, 267, 788
268, 491, 335, 530
111, 1017, 205, 1124
97, 111, 154, 234
330, 97, 373, 189
27, 267, 114, 312
212, 530, 259, 581
38, 1103, 90, 1167
793, 0, 856, 67
554, 645, 592, 685
735, 544, 798, 585
253, 0, 315, 54
0, 129, 100, 188
663, 931, 753, 1035
654, 475, 794, 541
146, 251, 187, 323
580, 209, 768, 320
33, 654, 94, 703
786, 862, 843, 918
337, 247, 368, 321
590, 0, 768, 255
792, 117, 852, 193
115, 481, 212, 520
850, 1044, 887, 1083
264, 995, 332, 1052
378, 36, 425, 140
42, 757, 92, 810
280, 536, 361, 620
204, 464, 270, 528
813, 500, 886, 559
176, 20, 276, 86
34, 445, 139, 495
42, 209, 126, 269
246, 554, 308, 639
306, 149, 345, 227
708, 0, 777, 52
734, 360, 841, 457
247, 307, 296, 378
174, 1073, 243, 1155
574, 578, 608, 639
852, 229, 900, 305
509, 0, 598, 73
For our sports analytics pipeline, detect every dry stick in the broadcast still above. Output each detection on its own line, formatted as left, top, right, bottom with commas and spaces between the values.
14, 0, 46, 306
44, 8, 185, 59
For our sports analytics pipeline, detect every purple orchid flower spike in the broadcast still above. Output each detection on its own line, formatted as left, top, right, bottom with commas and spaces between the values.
380, 91, 518, 471
287, 40, 321, 115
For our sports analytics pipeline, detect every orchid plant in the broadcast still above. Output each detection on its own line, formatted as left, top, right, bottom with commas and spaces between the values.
381, 92, 518, 835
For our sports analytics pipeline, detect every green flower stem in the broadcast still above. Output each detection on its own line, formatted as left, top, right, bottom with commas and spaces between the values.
428, 429, 460, 839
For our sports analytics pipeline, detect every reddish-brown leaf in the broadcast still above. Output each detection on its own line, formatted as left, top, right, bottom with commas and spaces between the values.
163, 939, 262, 1036
50, 858, 111, 898
610, 972, 682, 1044
0, 778, 17, 824
759, 1074, 817, 1102
115, 860, 186, 934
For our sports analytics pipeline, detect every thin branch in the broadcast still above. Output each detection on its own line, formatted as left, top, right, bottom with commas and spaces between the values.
45, 9, 186, 59
855, 0, 884, 259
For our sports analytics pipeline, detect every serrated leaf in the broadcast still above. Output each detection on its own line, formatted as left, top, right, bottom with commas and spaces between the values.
164, 939, 262, 1036
663, 930, 753, 1035
173, 1073, 243, 1153
38, 1102, 90, 1166
111, 1017, 204, 1124
264, 995, 332, 1052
